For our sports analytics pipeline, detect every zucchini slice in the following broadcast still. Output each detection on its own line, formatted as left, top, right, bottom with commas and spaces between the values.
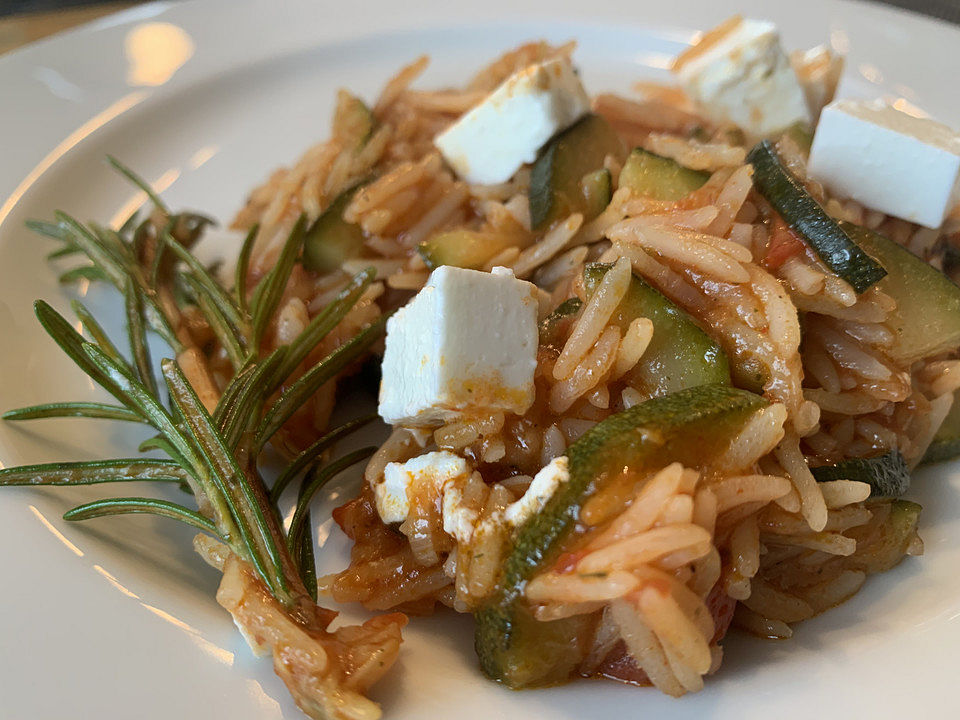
811, 449, 909, 498
747, 140, 887, 293
583, 263, 730, 395
529, 114, 626, 230
418, 229, 518, 271
618, 148, 709, 201
580, 168, 613, 218
843, 222, 960, 364
539, 297, 583, 353
302, 185, 365, 274
846, 499, 922, 575
474, 384, 767, 688
923, 388, 960, 464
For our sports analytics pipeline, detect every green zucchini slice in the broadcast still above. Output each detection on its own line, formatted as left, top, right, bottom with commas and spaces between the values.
474, 384, 767, 688
539, 297, 583, 352
529, 114, 626, 230
811, 449, 909, 498
747, 140, 886, 293
847, 499, 922, 575
302, 185, 368, 274
583, 263, 730, 396
843, 222, 960, 364
618, 148, 709, 201
417, 229, 518, 271
580, 168, 613, 218
923, 389, 960, 465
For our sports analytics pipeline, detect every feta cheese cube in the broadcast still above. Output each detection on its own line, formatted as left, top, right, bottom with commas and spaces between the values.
808, 100, 960, 229
434, 56, 590, 185
504, 456, 569, 528
375, 451, 469, 524
378, 265, 539, 426
673, 16, 810, 137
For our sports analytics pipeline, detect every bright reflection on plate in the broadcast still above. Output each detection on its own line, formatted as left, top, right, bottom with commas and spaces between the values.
125, 22, 195, 87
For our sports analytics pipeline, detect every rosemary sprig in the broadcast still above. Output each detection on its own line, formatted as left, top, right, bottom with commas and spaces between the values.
234, 225, 257, 315
3, 402, 143, 423
123, 277, 157, 395
161, 230, 247, 335
251, 215, 307, 348
2, 157, 386, 615
71, 299, 131, 368
256, 314, 389, 451
106, 155, 169, 214
59, 265, 107, 284
64, 497, 218, 533
0, 458, 188, 485
270, 413, 376, 502
286, 446, 375, 560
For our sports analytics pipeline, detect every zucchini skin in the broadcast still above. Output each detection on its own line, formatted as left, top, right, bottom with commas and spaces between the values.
302, 183, 366, 274
474, 384, 766, 687
529, 115, 625, 230
843, 221, 960, 365
618, 148, 709, 202
747, 140, 887, 293
581, 168, 613, 217
539, 297, 583, 352
850, 499, 922, 575
418, 228, 516, 271
583, 263, 730, 395
923, 388, 960, 464
811, 449, 909, 498
923, 438, 960, 465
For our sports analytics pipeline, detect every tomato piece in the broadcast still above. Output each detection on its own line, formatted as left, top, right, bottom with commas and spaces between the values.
597, 641, 652, 685
593, 580, 736, 685
764, 215, 806, 270
705, 581, 736, 644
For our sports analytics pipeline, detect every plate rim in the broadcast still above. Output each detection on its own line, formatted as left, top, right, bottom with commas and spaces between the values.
3, 1, 960, 719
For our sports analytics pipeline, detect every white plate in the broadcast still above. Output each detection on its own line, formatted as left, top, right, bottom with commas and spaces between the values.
3, 1, 960, 717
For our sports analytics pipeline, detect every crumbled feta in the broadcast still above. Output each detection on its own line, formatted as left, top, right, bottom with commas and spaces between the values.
434, 56, 590, 184
378, 265, 539, 426
504, 456, 570, 527
374, 451, 469, 524
808, 100, 960, 229
673, 16, 810, 137
441, 485, 479, 545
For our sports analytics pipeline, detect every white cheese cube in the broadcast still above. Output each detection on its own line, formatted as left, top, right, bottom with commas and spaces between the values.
504, 456, 569, 528
808, 100, 960, 229
434, 56, 590, 185
375, 451, 469, 524
378, 265, 539, 426
673, 16, 810, 137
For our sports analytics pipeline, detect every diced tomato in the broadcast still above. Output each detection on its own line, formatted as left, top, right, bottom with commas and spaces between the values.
596, 641, 652, 685
764, 215, 806, 270
593, 580, 736, 684
553, 550, 587, 574
705, 581, 737, 644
